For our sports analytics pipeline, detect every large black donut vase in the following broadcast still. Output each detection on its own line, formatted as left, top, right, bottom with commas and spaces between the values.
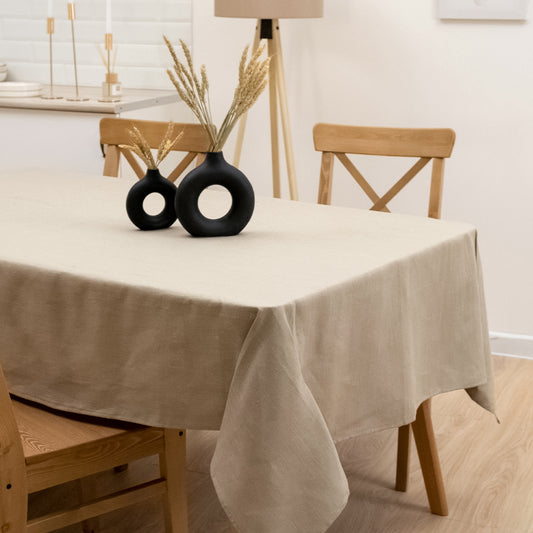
175, 151, 255, 237
126, 168, 178, 230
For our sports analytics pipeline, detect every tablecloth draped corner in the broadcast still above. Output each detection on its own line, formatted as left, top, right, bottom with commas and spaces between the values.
211, 305, 350, 533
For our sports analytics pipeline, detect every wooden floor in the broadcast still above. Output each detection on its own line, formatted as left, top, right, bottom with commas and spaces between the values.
29, 355, 533, 532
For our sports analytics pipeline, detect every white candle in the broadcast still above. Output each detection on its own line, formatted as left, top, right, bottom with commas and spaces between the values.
106, 0, 112, 33
48, 0, 53, 18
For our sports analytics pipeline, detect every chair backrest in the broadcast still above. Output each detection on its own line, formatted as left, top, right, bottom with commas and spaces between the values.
313, 123, 456, 219
100, 118, 211, 182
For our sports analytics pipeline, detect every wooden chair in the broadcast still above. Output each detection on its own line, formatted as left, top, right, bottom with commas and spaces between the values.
100, 118, 210, 181
313, 123, 455, 219
99, 117, 208, 489
313, 123, 456, 517
0, 364, 188, 532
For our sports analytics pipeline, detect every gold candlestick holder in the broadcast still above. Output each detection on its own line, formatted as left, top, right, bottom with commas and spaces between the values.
41, 17, 63, 100
98, 33, 121, 102
66, 3, 89, 102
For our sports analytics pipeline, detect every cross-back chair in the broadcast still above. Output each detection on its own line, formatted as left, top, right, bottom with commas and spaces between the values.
313, 123, 456, 517
0, 363, 188, 532
100, 118, 210, 181
313, 123, 455, 218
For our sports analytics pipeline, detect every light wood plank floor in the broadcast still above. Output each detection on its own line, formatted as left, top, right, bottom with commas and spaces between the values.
29, 355, 533, 532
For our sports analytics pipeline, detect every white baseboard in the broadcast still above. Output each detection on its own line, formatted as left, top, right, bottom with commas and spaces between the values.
490, 332, 533, 360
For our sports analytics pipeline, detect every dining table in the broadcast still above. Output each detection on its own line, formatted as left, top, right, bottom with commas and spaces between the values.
0, 169, 495, 533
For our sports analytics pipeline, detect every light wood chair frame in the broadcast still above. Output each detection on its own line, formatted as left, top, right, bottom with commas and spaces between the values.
100, 118, 210, 181
0, 364, 188, 532
313, 122, 456, 516
314, 123, 456, 219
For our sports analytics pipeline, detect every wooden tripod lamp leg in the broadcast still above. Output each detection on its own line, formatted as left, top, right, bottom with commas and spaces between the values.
233, 21, 261, 168
267, 37, 281, 198
233, 19, 299, 201
271, 19, 299, 201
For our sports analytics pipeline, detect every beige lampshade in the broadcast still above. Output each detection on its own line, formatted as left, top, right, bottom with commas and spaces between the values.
214, 0, 323, 19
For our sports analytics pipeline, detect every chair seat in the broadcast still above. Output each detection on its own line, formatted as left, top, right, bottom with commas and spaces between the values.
0, 372, 187, 532
11, 397, 146, 463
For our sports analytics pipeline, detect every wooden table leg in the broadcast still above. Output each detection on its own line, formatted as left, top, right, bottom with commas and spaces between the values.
233, 21, 261, 169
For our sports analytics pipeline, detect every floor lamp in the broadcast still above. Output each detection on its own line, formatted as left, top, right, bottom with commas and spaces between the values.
214, 0, 324, 200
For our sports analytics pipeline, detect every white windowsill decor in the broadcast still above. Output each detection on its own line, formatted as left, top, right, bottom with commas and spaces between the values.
0, 0, 192, 90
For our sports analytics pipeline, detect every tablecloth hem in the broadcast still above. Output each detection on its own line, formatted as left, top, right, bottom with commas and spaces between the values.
332, 378, 494, 445
211, 469, 350, 533
7, 389, 223, 431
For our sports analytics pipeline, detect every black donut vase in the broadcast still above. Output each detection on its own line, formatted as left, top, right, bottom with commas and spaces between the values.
126, 168, 178, 231
175, 151, 255, 237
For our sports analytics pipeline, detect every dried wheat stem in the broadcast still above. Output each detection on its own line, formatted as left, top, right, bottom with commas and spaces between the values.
164, 37, 269, 152
120, 122, 183, 170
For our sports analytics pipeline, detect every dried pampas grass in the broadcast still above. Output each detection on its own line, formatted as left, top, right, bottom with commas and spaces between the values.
164, 36, 270, 152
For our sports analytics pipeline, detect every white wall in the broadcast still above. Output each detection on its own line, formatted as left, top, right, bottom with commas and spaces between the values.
0, 102, 188, 177
192, 0, 533, 337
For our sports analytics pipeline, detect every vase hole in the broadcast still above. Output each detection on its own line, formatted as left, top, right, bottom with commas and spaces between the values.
198, 186, 232, 220
143, 193, 166, 216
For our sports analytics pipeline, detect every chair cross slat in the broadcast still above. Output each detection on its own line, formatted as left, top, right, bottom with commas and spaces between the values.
370, 156, 430, 212
168, 152, 198, 183
119, 147, 145, 179
335, 152, 391, 213
313, 123, 455, 218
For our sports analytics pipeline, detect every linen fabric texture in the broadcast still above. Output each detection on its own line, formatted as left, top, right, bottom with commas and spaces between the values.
0, 171, 494, 533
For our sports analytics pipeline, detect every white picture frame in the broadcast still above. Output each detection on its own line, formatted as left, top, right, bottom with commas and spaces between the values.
439, 0, 529, 20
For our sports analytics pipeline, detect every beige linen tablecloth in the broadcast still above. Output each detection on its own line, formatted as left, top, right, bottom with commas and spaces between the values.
0, 170, 494, 533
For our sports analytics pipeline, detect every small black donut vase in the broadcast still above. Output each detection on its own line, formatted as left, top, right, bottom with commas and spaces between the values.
126, 168, 178, 231
175, 151, 255, 237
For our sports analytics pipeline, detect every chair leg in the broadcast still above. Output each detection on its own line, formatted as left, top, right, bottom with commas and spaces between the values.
0, 480, 27, 533
411, 398, 448, 516
77, 478, 100, 533
102, 145, 120, 177
395, 424, 411, 491
82, 517, 99, 533
160, 429, 188, 533
0, 429, 27, 532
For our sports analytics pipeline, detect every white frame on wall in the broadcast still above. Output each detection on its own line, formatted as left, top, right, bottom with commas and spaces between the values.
439, 0, 529, 20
